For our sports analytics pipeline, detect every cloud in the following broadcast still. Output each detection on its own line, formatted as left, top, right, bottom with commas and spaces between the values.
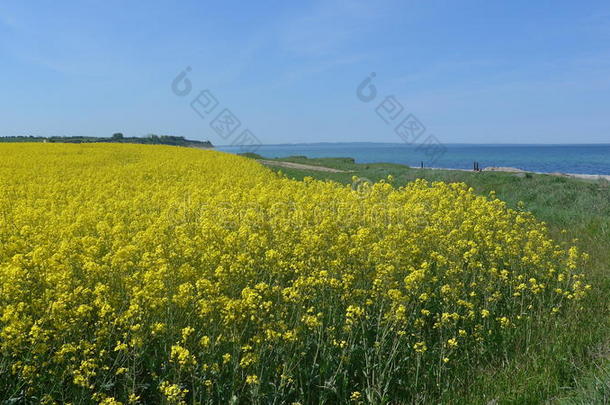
255, 0, 395, 88
277, 0, 390, 58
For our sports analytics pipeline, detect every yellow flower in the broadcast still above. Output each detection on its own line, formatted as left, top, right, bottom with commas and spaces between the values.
413, 341, 428, 353
170, 345, 195, 367
246, 375, 259, 385
0, 144, 588, 403
159, 381, 188, 404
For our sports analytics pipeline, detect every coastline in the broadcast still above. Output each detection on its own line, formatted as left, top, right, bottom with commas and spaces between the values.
220, 143, 610, 180
431, 165, 610, 181
257, 155, 610, 181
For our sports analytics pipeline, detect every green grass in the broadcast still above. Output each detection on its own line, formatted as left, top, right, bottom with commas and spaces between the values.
556, 357, 610, 404
254, 155, 610, 404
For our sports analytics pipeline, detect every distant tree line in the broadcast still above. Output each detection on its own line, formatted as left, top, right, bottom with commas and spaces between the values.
0, 134, 213, 148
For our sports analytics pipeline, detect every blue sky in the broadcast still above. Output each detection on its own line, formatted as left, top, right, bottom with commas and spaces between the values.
1, 0, 609, 144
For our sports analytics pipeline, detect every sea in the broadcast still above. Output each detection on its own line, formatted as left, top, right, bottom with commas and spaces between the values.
217, 143, 610, 176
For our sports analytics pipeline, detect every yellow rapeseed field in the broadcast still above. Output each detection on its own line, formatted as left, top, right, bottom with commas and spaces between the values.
0, 144, 589, 404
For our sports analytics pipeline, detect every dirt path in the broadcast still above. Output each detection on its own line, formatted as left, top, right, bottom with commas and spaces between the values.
259, 160, 352, 173
562, 173, 610, 181
484, 166, 610, 181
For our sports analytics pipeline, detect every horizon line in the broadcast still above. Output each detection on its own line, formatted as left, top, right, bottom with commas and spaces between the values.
218, 141, 610, 147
